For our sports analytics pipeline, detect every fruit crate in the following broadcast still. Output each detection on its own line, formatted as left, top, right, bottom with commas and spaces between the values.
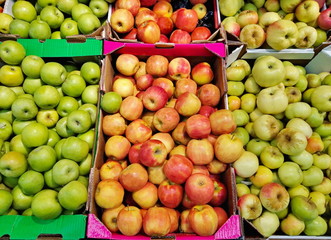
0, 39, 103, 239
86, 41, 243, 240
225, 46, 331, 239
105, 0, 226, 44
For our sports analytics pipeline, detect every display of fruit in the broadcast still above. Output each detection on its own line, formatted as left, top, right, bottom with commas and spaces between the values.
96, 53, 232, 237
0, 40, 100, 219
220, 0, 330, 49
0, 0, 109, 39
109, 0, 216, 43
227, 56, 331, 237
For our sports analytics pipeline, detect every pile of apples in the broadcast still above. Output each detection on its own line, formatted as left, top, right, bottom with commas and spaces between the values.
220, 0, 331, 50
226, 55, 331, 237
0, 0, 109, 39
95, 53, 235, 237
0, 40, 100, 219
109, 0, 216, 44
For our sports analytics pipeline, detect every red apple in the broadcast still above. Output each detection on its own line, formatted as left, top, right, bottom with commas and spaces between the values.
190, 0, 207, 4
318, 7, 331, 30
185, 114, 211, 139
150, 132, 175, 154
135, 90, 145, 100
125, 119, 152, 144
209, 109, 236, 135
163, 154, 193, 184
139, 139, 168, 167
135, 8, 158, 26
153, 0, 173, 17
214, 133, 244, 164
157, 16, 174, 35
175, 92, 201, 117
209, 179, 227, 207
171, 121, 192, 145
146, 55, 169, 77
137, 20, 161, 43
186, 138, 214, 165
123, 28, 138, 40
152, 77, 174, 98
169, 29, 192, 44
128, 143, 143, 164
214, 207, 228, 229
140, 0, 157, 7
142, 86, 168, 111
143, 207, 171, 236
153, 107, 180, 132
136, 74, 154, 90
192, 165, 210, 176
174, 78, 198, 97
158, 180, 184, 208
180, 209, 194, 233
168, 57, 191, 81
159, 34, 169, 42
119, 96, 143, 121
197, 84, 221, 107
223, 21, 241, 37
105, 135, 131, 160
191, 62, 214, 85
185, 173, 214, 204
102, 113, 127, 136
119, 163, 148, 192
115, 0, 141, 16
191, 26, 212, 41
117, 206, 143, 236
188, 204, 218, 236
132, 182, 158, 209
165, 208, 180, 233
198, 105, 216, 118
175, 8, 199, 32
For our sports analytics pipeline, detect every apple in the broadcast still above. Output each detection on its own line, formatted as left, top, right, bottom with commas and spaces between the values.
0, 65, 24, 87
233, 151, 259, 178
278, 161, 303, 188
252, 211, 280, 237
40, 62, 67, 86
185, 173, 214, 204
276, 128, 308, 155
125, 119, 152, 144
158, 180, 183, 208
31, 189, 62, 220
28, 19, 52, 40
290, 195, 318, 221
142, 86, 168, 111
0, 151, 27, 178
318, 7, 331, 30
180, 209, 194, 233
40, 6, 64, 29
238, 193, 263, 220
0, 13, 13, 34
120, 96, 143, 121
259, 182, 289, 213
0, 40, 26, 66
163, 154, 193, 185
139, 139, 167, 167
135, 8, 158, 26
117, 206, 143, 236
27, 145, 56, 172
185, 114, 211, 139
281, 213, 305, 236
132, 182, 158, 209
100, 160, 123, 181
95, 179, 124, 209
152, 107, 179, 133
57, 96, 79, 117
311, 85, 331, 112
302, 165, 324, 187
115, 0, 140, 16
105, 135, 131, 160
214, 133, 244, 164
192, 62, 214, 85
295, 0, 320, 23
188, 204, 218, 236
101, 204, 125, 233
192, 3, 207, 19
119, 163, 148, 192
174, 78, 197, 97
239, 24, 266, 49
143, 207, 171, 236
304, 216, 328, 236
60, 18, 79, 38
137, 20, 161, 44
150, 132, 175, 154
12, 0, 37, 23
186, 138, 214, 165
152, 78, 174, 98
209, 109, 237, 135
168, 57, 191, 81
175, 8, 198, 33
58, 180, 87, 211
209, 179, 227, 207
169, 29, 192, 44
260, 146, 284, 169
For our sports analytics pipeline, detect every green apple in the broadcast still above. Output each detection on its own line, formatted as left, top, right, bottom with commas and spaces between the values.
23, 78, 44, 95
276, 128, 307, 155
89, 0, 109, 18
55, 117, 75, 138
286, 118, 312, 138
253, 114, 282, 141
0, 13, 14, 34
260, 145, 284, 169
252, 211, 280, 237
0, 119, 13, 141
57, 0, 79, 14
0, 110, 14, 124
0, 65, 24, 87
246, 138, 270, 156
233, 127, 250, 146
288, 184, 310, 198
11, 87, 26, 96
52, 159, 80, 185
290, 195, 318, 221
12, 0, 37, 22
58, 180, 87, 210
78, 129, 95, 151
244, 75, 261, 94
266, 20, 299, 50
71, 3, 93, 21
51, 31, 62, 39
66, 109, 92, 134
78, 103, 97, 125
310, 85, 331, 112
77, 175, 88, 187
44, 169, 60, 189
304, 216, 328, 236
22, 208, 33, 216
252, 55, 285, 87
322, 74, 331, 85
21, 55, 45, 79
47, 129, 61, 148
280, 213, 305, 236
21, 122, 49, 148
100, 91, 122, 114
9, 135, 32, 156
56, 96, 80, 117
313, 153, 331, 170
309, 191, 326, 215
302, 165, 324, 187
0, 151, 28, 178
0, 40, 26, 66
80, 61, 101, 85
0, 86, 16, 109
60, 18, 79, 38
28, 19, 52, 40
62, 74, 86, 97
232, 109, 249, 127
36, 109, 59, 128
31, 189, 62, 220
0, 189, 13, 215
311, 177, 331, 195
9, 19, 30, 38
227, 81, 245, 96
61, 136, 89, 162
40, 62, 67, 86
294, 74, 308, 92
283, 65, 300, 86
3, 176, 19, 188
28, 145, 57, 172
12, 119, 36, 135
12, 185, 33, 210
305, 107, 326, 128
307, 73, 322, 88
37, 0, 58, 7
315, 122, 331, 138
81, 84, 99, 104
278, 162, 303, 187
257, 83, 288, 114
240, 93, 256, 113
79, 153, 92, 176
289, 150, 313, 170
18, 170, 44, 195
34, 85, 61, 110
40, 6, 65, 29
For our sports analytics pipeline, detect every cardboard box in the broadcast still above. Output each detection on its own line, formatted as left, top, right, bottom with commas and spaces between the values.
0, 39, 103, 240
105, 0, 226, 44
86, 41, 242, 240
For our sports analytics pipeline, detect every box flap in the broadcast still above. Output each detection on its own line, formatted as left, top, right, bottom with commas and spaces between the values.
0, 215, 86, 240
305, 45, 331, 74
103, 41, 226, 58
240, 48, 315, 60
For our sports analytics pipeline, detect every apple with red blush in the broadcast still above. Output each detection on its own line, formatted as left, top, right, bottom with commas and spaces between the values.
169, 29, 192, 44
125, 119, 153, 144
158, 180, 184, 208
185, 173, 214, 204
191, 26, 212, 41
138, 139, 168, 167
185, 114, 211, 139
174, 78, 198, 97
197, 84, 221, 107
142, 86, 168, 111
163, 154, 193, 184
